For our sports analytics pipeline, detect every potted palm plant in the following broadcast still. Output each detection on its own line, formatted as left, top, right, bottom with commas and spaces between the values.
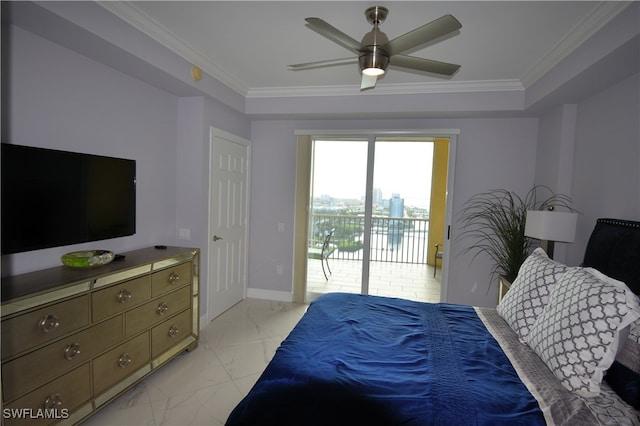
458, 185, 574, 282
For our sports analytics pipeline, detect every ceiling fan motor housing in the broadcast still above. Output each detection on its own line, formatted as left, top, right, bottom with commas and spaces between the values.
359, 48, 389, 74
360, 7, 390, 74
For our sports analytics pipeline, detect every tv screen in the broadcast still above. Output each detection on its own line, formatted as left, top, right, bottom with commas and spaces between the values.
1, 143, 136, 254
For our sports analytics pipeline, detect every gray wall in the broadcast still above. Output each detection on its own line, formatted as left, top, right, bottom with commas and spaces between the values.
568, 73, 640, 265
2, 23, 252, 318
3, 25, 179, 275
533, 73, 640, 267
249, 117, 538, 307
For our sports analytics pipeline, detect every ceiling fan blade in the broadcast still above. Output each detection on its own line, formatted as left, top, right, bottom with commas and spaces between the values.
288, 57, 358, 71
360, 74, 377, 90
305, 17, 362, 53
383, 14, 461, 56
390, 55, 460, 76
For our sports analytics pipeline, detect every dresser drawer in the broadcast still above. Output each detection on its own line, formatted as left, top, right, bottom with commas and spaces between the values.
93, 332, 150, 396
92, 275, 152, 322
152, 309, 192, 358
1, 295, 90, 360
151, 262, 191, 296
124, 286, 191, 338
2, 316, 122, 402
3, 363, 91, 426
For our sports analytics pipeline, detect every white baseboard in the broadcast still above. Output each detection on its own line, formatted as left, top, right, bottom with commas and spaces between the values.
200, 313, 208, 330
246, 288, 293, 302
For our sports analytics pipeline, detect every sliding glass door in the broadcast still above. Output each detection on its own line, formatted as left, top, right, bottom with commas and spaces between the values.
305, 136, 440, 302
369, 139, 434, 299
306, 139, 368, 297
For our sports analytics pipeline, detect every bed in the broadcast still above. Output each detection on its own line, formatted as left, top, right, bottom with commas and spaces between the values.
227, 218, 640, 425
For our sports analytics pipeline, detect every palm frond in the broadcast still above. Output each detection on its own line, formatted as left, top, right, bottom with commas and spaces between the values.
457, 185, 575, 282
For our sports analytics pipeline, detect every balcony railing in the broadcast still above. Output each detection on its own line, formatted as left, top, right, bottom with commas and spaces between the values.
310, 214, 430, 264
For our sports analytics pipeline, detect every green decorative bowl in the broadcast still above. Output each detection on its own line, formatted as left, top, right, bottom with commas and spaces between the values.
61, 250, 115, 268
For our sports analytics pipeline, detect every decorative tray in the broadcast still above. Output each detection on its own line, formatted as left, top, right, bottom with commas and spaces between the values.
61, 250, 115, 268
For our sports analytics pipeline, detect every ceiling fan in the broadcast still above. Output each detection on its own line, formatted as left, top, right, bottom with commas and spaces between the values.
288, 6, 462, 90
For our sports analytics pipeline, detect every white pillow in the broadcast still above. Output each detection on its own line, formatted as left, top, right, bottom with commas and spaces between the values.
496, 248, 567, 340
526, 267, 640, 397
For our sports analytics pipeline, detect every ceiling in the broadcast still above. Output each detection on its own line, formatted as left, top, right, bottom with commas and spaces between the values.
100, 1, 628, 98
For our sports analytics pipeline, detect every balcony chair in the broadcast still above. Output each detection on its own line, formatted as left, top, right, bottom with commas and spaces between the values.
434, 243, 443, 277
308, 228, 337, 280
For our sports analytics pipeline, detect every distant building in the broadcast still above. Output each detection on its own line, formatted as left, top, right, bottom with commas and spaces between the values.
319, 194, 333, 203
388, 194, 405, 246
389, 194, 404, 218
372, 188, 383, 205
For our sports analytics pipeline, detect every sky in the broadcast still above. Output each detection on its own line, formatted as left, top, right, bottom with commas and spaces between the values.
312, 139, 434, 209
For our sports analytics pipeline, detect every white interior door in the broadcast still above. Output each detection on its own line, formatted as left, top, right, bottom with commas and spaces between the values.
208, 127, 250, 319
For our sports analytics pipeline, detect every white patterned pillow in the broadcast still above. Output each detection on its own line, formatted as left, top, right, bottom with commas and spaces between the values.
527, 267, 640, 397
497, 248, 567, 340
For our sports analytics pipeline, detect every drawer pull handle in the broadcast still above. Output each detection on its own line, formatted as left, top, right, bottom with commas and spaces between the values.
116, 289, 133, 304
168, 325, 180, 338
63, 342, 81, 360
38, 314, 60, 334
43, 393, 62, 409
168, 272, 180, 285
157, 302, 169, 315
118, 352, 132, 368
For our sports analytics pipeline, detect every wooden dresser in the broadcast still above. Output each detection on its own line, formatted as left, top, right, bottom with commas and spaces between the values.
1, 246, 199, 425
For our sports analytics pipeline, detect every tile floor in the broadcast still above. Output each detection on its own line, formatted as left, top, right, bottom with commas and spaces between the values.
82, 299, 308, 425
83, 264, 439, 425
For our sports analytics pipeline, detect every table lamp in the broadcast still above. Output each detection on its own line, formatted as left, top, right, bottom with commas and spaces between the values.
525, 209, 578, 259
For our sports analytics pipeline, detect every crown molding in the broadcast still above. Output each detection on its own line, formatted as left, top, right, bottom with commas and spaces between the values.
246, 79, 525, 99
97, 1, 250, 96
520, 1, 632, 88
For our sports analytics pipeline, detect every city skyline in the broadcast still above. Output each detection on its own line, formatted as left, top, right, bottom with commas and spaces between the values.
312, 140, 434, 209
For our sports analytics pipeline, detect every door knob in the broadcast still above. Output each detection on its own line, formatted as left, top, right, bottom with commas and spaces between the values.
213, 235, 223, 241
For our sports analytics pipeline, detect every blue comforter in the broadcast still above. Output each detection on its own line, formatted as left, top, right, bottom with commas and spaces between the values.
226, 293, 545, 425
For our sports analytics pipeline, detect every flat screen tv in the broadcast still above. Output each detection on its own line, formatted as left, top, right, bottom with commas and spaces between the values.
1, 143, 136, 254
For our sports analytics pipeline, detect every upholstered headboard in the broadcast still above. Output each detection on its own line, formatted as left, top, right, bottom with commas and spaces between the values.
582, 218, 640, 295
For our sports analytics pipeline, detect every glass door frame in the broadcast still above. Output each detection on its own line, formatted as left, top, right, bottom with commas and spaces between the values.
360, 134, 376, 295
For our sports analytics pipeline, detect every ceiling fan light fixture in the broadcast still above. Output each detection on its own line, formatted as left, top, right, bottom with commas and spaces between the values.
363, 67, 385, 77
359, 49, 389, 76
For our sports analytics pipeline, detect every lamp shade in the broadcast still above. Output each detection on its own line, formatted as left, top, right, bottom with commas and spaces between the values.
525, 210, 577, 243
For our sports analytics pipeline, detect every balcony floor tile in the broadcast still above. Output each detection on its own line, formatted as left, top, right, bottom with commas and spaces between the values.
307, 259, 441, 303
